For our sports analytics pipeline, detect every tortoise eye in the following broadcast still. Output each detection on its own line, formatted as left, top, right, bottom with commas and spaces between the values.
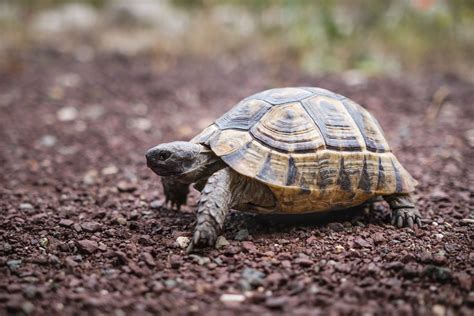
158, 151, 171, 161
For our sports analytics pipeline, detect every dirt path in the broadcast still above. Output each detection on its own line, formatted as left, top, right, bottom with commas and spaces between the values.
0, 52, 472, 315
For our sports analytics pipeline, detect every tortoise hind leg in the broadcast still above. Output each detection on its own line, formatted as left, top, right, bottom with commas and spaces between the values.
384, 194, 422, 228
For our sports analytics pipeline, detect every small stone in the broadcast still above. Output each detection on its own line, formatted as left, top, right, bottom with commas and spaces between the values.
59, 219, 74, 227
418, 251, 432, 263
73, 223, 82, 232
21, 301, 35, 314
241, 267, 265, 287
220, 294, 245, 303
432, 304, 446, 316
373, 232, 385, 244
39, 237, 49, 248
431, 188, 449, 201
164, 279, 177, 289
115, 216, 127, 226
422, 265, 452, 282
76, 240, 98, 254
57, 106, 78, 121
335, 244, 345, 253
460, 218, 474, 225
39, 135, 57, 147
20, 203, 34, 211
176, 236, 190, 249
97, 242, 107, 252
454, 272, 472, 291
234, 229, 249, 241
101, 164, 118, 175
215, 236, 230, 249
150, 200, 162, 209
169, 255, 181, 269
242, 241, 257, 252
434, 233, 444, 241
23, 286, 39, 299
355, 237, 371, 248
117, 181, 137, 193
327, 222, 344, 232
295, 257, 313, 267
189, 254, 211, 266
3, 242, 12, 254
265, 296, 287, 309
114, 251, 128, 264
306, 235, 317, 244
7, 260, 22, 271
81, 221, 102, 232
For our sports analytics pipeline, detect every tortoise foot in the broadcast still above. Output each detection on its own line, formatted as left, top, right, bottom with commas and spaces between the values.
186, 222, 218, 253
391, 208, 422, 228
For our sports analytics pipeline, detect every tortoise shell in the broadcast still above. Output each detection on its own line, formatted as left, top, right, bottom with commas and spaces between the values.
192, 87, 417, 213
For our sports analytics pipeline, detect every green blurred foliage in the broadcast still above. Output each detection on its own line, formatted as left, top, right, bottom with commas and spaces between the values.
2, 0, 473, 77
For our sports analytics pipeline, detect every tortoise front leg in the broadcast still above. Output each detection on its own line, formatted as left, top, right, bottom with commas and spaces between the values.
186, 168, 235, 252
384, 194, 422, 228
161, 178, 189, 210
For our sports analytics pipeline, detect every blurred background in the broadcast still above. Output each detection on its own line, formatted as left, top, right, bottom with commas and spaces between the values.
1, 0, 473, 80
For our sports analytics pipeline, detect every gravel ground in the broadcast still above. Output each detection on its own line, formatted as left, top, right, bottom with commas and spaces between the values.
0, 52, 472, 315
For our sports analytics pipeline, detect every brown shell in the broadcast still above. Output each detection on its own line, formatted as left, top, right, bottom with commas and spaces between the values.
192, 87, 417, 213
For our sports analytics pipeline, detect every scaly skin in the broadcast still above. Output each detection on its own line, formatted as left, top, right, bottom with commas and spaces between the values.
384, 194, 422, 227
186, 167, 275, 253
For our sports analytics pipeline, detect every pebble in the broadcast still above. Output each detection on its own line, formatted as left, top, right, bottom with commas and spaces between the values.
215, 236, 230, 249
3, 242, 12, 254
220, 294, 246, 303
295, 257, 313, 267
327, 222, 344, 232
189, 254, 210, 266
150, 200, 162, 209
434, 233, 444, 241
57, 106, 78, 121
7, 260, 22, 271
115, 216, 127, 226
241, 267, 265, 288
422, 265, 452, 282
432, 304, 446, 316
355, 237, 371, 248
454, 272, 472, 291
117, 181, 137, 193
176, 236, 190, 249
460, 218, 474, 225
76, 240, 98, 254
234, 229, 249, 241
334, 245, 345, 253
265, 296, 287, 309
81, 221, 102, 232
59, 219, 74, 227
19, 203, 34, 211
39, 134, 57, 147
73, 223, 82, 232
39, 237, 49, 248
242, 241, 257, 252
169, 255, 181, 269
101, 164, 118, 175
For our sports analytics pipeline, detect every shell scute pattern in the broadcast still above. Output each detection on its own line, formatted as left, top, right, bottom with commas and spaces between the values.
192, 87, 417, 213
250, 102, 325, 152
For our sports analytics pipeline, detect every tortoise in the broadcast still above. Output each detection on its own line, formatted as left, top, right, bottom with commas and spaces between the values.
146, 87, 421, 251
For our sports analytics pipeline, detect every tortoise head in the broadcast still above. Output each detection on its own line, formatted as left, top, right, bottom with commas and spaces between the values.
146, 141, 223, 181
146, 141, 202, 177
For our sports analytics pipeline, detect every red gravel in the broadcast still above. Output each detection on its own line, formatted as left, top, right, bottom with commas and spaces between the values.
0, 51, 472, 315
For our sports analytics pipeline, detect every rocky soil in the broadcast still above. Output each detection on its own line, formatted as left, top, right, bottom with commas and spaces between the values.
0, 52, 472, 315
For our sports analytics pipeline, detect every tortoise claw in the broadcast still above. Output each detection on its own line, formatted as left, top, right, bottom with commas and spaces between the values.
391, 208, 422, 229
186, 223, 218, 253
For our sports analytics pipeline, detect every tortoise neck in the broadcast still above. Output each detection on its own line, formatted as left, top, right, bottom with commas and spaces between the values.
170, 145, 225, 184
